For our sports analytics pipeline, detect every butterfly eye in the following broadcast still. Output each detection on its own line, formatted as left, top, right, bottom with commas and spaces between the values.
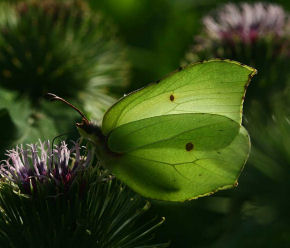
185, 142, 194, 151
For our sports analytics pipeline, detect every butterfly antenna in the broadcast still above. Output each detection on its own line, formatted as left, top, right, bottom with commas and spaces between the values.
46, 93, 89, 123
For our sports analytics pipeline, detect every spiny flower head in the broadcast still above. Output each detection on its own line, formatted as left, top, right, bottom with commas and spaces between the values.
184, 2, 290, 101
203, 2, 289, 44
0, 140, 168, 247
0, 140, 92, 195
0, 0, 129, 123
186, 2, 290, 59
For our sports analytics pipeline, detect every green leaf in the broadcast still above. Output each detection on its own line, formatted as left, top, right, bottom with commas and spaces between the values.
0, 87, 61, 148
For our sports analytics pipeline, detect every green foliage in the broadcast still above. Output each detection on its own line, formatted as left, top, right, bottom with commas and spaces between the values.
0, 166, 168, 248
88, 0, 205, 90
0, 87, 78, 159
233, 90, 290, 247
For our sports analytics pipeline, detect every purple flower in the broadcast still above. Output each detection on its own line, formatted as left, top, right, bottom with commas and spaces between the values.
0, 140, 92, 194
203, 3, 289, 44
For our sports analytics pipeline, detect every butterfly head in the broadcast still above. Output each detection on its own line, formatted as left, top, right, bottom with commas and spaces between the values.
76, 118, 105, 145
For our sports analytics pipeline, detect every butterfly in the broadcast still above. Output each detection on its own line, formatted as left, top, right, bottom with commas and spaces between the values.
48, 59, 256, 202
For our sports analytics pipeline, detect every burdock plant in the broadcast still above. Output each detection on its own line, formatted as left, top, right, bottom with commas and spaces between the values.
0, 140, 92, 194
0, 0, 129, 110
0, 140, 168, 247
0, 0, 130, 155
185, 2, 290, 104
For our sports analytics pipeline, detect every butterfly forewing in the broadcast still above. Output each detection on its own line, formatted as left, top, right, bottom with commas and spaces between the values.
102, 60, 256, 135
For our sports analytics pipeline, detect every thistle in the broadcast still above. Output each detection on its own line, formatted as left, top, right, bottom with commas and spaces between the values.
202, 3, 288, 44
0, 140, 92, 195
184, 2, 290, 103
0, 140, 168, 247
0, 0, 129, 106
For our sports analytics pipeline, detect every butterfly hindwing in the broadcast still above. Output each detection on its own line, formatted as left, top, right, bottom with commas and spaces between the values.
106, 123, 249, 201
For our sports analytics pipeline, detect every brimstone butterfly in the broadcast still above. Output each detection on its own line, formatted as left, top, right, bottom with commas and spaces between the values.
48, 59, 256, 202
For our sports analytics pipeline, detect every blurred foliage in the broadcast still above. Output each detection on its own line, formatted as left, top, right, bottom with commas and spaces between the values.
0, 86, 79, 158
87, 0, 290, 91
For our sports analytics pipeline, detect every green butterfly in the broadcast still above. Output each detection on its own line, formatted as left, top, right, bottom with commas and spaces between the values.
49, 59, 256, 202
